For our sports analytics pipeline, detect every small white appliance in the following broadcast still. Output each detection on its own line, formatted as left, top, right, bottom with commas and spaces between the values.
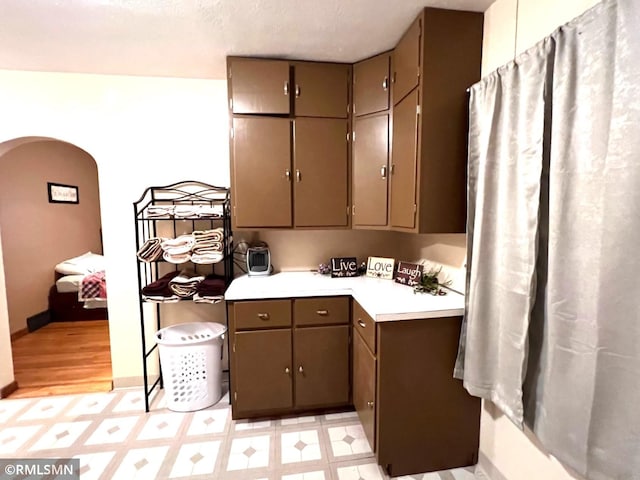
246, 246, 272, 276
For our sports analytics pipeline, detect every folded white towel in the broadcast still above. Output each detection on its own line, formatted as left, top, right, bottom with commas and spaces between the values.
197, 205, 224, 218
174, 205, 199, 218
191, 252, 224, 264
142, 294, 181, 303
147, 205, 175, 217
161, 235, 195, 255
193, 293, 224, 304
163, 251, 191, 264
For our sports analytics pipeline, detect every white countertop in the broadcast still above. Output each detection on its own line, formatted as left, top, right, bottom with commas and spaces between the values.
225, 271, 464, 322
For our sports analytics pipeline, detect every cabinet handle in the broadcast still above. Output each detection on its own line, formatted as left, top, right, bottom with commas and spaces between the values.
257, 313, 270, 321
285, 367, 290, 374
316, 309, 328, 316
298, 365, 304, 373
285, 169, 291, 181
380, 165, 387, 179
367, 400, 375, 408
357, 319, 366, 328
295, 84, 301, 97
284, 81, 289, 96
382, 77, 389, 90
296, 169, 301, 182
392, 72, 397, 84
390, 164, 395, 175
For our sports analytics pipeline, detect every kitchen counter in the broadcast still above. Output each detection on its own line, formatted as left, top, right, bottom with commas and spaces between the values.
225, 271, 464, 321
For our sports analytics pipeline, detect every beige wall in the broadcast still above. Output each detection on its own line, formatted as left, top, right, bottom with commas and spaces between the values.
479, 1, 600, 479
0, 140, 102, 334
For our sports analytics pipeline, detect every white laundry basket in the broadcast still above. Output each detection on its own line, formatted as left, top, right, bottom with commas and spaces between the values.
156, 322, 226, 412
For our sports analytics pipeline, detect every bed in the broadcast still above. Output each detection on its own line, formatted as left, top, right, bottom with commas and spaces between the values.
49, 252, 109, 322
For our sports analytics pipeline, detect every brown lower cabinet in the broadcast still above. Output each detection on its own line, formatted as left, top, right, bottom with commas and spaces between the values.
352, 301, 481, 477
229, 297, 351, 419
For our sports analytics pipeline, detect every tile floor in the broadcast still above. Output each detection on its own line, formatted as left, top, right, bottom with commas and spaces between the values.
0, 383, 482, 480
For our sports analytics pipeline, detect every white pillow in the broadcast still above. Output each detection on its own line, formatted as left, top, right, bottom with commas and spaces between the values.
55, 252, 105, 275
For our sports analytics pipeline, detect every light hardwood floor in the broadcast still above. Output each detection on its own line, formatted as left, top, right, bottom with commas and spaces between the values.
9, 320, 112, 398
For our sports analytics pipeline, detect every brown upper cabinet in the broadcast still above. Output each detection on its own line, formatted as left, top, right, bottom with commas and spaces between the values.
294, 118, 349, 227
352, 114, 389, 227
228, 58, 291, 115
389, 8, 483, 233
293, 62, 350, 118
353, 52, 391, 116
231, 116, 349, 229
392, 17, 421, 106
231, 117, 292, 228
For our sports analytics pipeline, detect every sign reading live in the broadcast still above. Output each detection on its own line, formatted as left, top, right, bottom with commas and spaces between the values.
330, 257, 358, 278
366, 256, 395, 280
394, 261, 424, 286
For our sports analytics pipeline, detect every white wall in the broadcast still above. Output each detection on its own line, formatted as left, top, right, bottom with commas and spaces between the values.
0, 69, 231, 387
0, 223, 13, 392
478, 1, 600, 479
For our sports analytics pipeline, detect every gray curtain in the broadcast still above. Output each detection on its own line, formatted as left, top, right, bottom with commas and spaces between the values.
456, 0, 640, 478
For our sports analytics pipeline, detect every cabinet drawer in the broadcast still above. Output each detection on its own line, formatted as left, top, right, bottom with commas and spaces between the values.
234, 300, 292, 330
352, 300, 376, 354
294, 297, 349, 327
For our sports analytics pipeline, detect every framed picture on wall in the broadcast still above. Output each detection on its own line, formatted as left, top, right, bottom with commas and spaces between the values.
48, 182, 79, 204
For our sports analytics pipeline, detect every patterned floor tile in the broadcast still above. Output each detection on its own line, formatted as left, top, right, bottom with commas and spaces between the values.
112, 446, 169, 480
280, 415, 318, 427
169, 440, 221, 478
322, 411, 358, 423
335, 462, 385, 480
17, 396, 74, 421
0, 398, 34, 424
112, 390, 148, 413
137, 412, 186, 440
281, 430, 322, 464
85, 416, 140, 445
450, 467, 477, 480
282, 471, 326, 480
227, 434, 270, 471
392, 472, 441, 480
234, 418, 274, 431
73, 451, 117, 480
29, 420, 92, 451
187, 408, 229, 436
0, 425, 42, 454
66, 393, 117, 417
327, 424, 372, 458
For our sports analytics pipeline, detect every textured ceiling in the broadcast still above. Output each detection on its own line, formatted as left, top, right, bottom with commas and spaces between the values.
0, 0, 494, 80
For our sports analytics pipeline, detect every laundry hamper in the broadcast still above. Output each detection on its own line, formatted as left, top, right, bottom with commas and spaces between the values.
156, 322, 226, 412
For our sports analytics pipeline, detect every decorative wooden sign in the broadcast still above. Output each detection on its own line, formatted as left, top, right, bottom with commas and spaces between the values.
366, 256, 395, 279
394, 261, 424, 286
330, 257, 358, 278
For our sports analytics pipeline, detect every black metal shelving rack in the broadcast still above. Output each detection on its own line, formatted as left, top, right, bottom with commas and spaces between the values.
133, 180, 233, 412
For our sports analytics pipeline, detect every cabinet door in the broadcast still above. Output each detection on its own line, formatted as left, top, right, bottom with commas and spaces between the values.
294, 63, 349, 118
353, 329, 376, 452
294, 325, 350, 409
293, 118, 348, 227
353, 53, 390, 116
390, 89, 419, 229
233, 329, 293, 414
353, 114, 389, 227
229, 58, 291, 114
392, 16, 422, 105
232, 117, 292, 228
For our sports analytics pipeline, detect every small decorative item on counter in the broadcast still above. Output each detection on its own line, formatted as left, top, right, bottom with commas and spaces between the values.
317, 263, 332, 275
394, 261, 424, 287
366, 256, 395, 279
330, 257, 359, 277
357, 262, 367, 275
413, 267, 452, 295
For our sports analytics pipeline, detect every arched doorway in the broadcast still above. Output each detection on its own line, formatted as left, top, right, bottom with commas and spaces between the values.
0, 137, 112, 397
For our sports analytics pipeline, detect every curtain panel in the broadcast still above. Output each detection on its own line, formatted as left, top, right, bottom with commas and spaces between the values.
456, 1, 640, 478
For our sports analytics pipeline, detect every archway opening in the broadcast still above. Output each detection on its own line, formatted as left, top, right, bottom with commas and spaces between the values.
0, 137, 112, 397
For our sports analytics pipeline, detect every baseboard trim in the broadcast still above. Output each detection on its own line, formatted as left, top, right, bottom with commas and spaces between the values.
10, 328, 28, 342
0, 380, 18, 399
477, 451, 510, 480
27, 310, 51, 332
